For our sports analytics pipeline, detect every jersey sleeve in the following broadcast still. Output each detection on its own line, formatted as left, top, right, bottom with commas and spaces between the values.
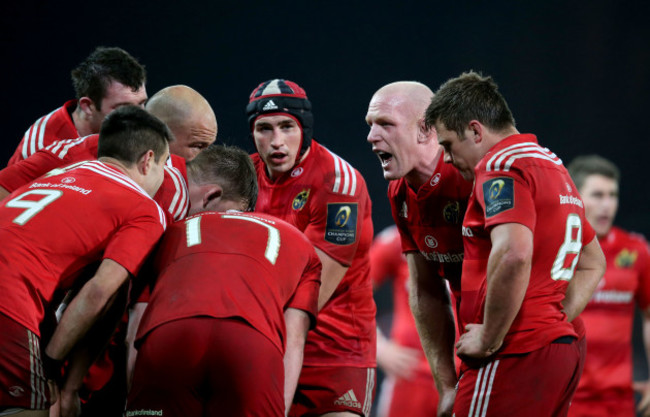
0, 150, 63, 192
477, 167, 536, 231
387, 183, 419, 253
286, 245, 322, 330
303, 179, 369, 267
103, 202, 166, 277
634, 235, 650, 310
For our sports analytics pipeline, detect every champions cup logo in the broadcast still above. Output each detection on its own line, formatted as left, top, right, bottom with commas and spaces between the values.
443, 201, 461, 224
489, 179, 506, 200
292, 189, 310, 211
335, 206, 352, 227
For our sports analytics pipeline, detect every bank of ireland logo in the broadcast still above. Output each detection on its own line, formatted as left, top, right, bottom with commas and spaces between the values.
443, 201, 461, 224
425, 235, 438, 248
292, 189, 310, 211
61, 177, 75, 184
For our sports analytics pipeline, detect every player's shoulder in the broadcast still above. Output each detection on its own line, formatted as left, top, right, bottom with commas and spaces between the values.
44, 134, 98, 160
309, 140, 368, 197
614, 226, 650, 250
480, 134, 562, 175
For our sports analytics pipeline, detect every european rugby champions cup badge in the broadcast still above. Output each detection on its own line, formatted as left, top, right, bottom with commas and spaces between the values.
292, 189, 310, 211
483, 177, 514, 217
325, 203, 358, 245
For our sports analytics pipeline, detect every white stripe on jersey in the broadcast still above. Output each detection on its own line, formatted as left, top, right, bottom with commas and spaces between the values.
486, 142, 561, 172
22, 109, 57, 159
45, 136, 92, 159
164, 164, 189, 221
77, 161, 167, 228
468, 360, 499, 417
325, 147, 357, 196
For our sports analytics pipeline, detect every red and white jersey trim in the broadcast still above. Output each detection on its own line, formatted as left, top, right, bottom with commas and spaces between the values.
22, 108, 58, 160
45, 136, 93, 159
326, 147, 357, 196
486, 142, 562, 172
164, 158, 189, 221
78, 161, 167, 229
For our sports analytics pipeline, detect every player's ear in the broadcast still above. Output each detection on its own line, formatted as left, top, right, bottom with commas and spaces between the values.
468, 120, 483, 144
204, 185, 223, 210
418, 117, 436, 144
78, 97, 95, 117
138, 150, 156, 175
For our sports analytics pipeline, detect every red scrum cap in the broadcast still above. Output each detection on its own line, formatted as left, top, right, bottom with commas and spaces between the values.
246, 79, 314, 155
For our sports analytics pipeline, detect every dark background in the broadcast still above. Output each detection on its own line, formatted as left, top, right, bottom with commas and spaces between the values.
3, 0, 650, 412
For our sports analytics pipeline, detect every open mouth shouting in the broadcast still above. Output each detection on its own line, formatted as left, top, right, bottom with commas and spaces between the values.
376, 151, 393, 168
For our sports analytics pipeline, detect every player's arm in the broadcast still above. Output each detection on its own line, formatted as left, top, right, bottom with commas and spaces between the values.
283, 307, 311, 415
126, 301, 148, 391
457, 223, 532, 359
561, 236, 606, 321
44, 259, 131, 378
0, 186, 9, 201
407, 252, 457, 416
314, 247, 349, 310
0, 147, 66, 200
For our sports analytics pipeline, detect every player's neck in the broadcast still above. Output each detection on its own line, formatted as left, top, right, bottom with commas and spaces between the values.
406, 147, 443, 190
72, 106, 95, 137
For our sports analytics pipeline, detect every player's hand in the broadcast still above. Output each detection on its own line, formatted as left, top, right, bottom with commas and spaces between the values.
48, 380, 61, 417
437, 386, 456, 417
634, 380, 650, 417
377, 338, 421, 380
455, 323, 501, 361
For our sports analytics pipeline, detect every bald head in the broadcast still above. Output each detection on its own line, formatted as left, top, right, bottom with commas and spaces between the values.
371, 81, 433, 122
366, 81, 440, 186
146, 85, 217, 161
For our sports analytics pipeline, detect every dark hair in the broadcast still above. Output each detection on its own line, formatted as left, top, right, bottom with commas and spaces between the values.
425, 71, 515, 138
187, 145, 258, 212
71, 46, 146, 110
97, 106, 173, 165
567, 154, 621, 191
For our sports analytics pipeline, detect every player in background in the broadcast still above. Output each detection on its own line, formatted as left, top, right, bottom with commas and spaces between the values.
8, 46, 147, 165
425, 71, 606, 417
566, 155, 650, 417
0, 85, 217, 223
365, 81, 471, 415
0, 106, 171, 416
369, 225, 439, 417
126, 145, 322, 417
246, 79, 376, 417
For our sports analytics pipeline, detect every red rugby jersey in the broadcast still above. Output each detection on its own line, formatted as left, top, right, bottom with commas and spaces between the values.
461, 134, 596, 355
0, 161, 166, 335
576, 227, 650, 395
0, 135, 189, 222
387, 153, 472, 297
8, 100, 79, 165
252, 140, 376, 367
136, 211, 322, 354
